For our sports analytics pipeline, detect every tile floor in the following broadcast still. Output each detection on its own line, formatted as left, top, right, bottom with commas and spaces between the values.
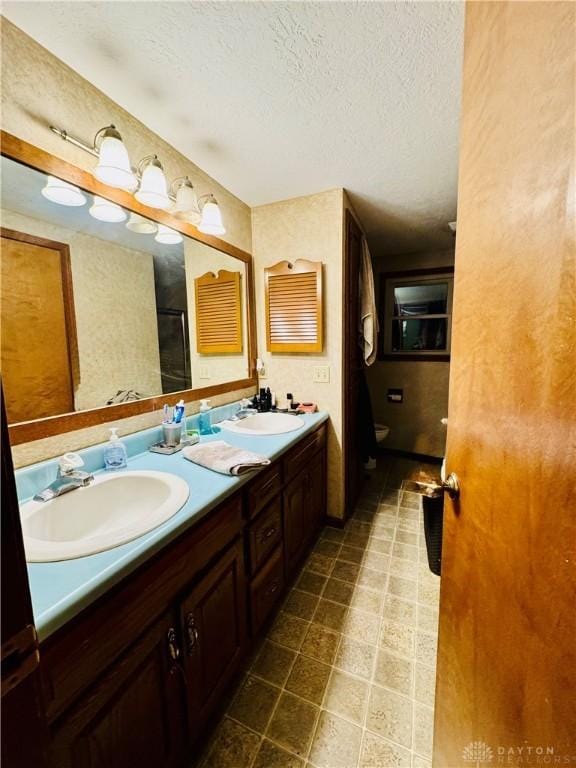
199, 457, 441, 768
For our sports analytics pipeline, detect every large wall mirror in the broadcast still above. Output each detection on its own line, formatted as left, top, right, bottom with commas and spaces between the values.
0, 133, 256, 444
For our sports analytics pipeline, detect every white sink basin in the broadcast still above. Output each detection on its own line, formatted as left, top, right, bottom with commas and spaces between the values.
222, 412, 305, 435
20, 470, 189, 562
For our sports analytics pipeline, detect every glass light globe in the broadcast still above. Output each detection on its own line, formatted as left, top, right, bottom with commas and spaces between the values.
41, 176, 87, 207
89, 196, 127, 223
198, 196, 225, 235
134, 158, 170, 209
155, 224, 183, 245
126, 212, 158, 234
93, 129, 137, 191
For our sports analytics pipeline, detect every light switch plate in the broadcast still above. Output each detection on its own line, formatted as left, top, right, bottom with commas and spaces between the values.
313, 365, 330, 383
199, 365, 210, 380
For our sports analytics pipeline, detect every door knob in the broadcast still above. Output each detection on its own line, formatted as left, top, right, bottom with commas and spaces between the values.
403, 473, 460, 500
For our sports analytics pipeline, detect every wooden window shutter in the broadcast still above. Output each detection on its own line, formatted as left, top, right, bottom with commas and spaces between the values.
265, 259, 323, 353
194, 270, 243, 354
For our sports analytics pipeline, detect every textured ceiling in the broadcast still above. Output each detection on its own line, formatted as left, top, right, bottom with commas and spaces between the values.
3, 1, 464, 254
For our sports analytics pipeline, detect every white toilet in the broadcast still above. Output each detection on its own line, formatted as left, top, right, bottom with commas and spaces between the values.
375, 424, 390, 444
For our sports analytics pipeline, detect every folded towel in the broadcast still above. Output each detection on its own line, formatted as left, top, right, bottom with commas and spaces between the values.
182, 440, 270, 476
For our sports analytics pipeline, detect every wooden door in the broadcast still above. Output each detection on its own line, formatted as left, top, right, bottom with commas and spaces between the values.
180, 540, 246, 735
50, 612, 186, 768
283, 473, 307, 577
343, 210, 364, 518
434, 3, 576, 766
0, 229, 78, 422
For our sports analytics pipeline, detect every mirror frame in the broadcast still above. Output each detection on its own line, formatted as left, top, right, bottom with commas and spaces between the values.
1, 130, 257, 445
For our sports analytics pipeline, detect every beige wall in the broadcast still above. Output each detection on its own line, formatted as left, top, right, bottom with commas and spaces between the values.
2, 208, 162, 411
367, 249, 455, 458
1, 20, 256, 466
184, 239, 249, 387
252, 189, 346, 519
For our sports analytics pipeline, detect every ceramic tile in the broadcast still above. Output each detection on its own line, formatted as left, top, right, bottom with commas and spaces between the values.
349, 585, 383, 616
301, 623, 341, 664
383, 594, 417, 627
380, 489, 400, 506
334, 636, 376, 680
367, 537, 392, 554
269, 612, 309, 651
284, 589, 320, 621
417, 604, 439, 634
309, 710, 363, 768
415, 662, 437, 705
320, 526, 345, 543
388, 575, 418, 601
417, 579, 440, 607
338, 544, 365, 564
313, 598, 348, 631
203, 717, 261, 768
374, 650, 413, 696
228, 675, 280, 733
251, 641, 296, 686
253, 739, 304, 768
266, 692, 319, 757
379, 620, 415, 658
412, 753, 433, 768
389, 557, 418, 579
413, 703, 434, 758
314, 539, 341, 558
395, 529, 419, 546
366, 685, 413, 749
392, 542, 419, 563
359, 732, 412, 768
323, 668, 368, 725
342, 607, 380, 645
357, 566, 387, 591
399, 491, 421, 510
362, 550, 390, 573
323, 577, 355, 606
331, 559, 361, 584
285, 654, 332, 705
307, 553, 335, 577
344, 530, 371, 549
297, 569, 328, 596
415, 631, 438, 667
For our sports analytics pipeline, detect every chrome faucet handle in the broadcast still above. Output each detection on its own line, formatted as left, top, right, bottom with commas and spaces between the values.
58, 452, 85, 476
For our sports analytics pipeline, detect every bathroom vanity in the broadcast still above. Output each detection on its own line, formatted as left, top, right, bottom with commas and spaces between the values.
31, 417, 327, 767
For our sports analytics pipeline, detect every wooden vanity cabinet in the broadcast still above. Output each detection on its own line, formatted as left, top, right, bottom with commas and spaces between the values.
180, 539, 246, 736
41, 422, 327, 768
49, 611, 187, 768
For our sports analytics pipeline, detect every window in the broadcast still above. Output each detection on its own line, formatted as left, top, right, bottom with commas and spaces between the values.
380, 269, 454, 360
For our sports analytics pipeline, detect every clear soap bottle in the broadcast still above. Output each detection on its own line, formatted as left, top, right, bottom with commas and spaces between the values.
104, 428, 128, 470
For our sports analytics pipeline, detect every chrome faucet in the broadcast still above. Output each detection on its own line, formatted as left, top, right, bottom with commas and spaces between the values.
229, 399, 258, 421
33, 453, 94, 502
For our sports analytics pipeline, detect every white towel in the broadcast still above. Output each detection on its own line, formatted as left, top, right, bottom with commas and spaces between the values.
359, 236, 379, 365
182, 441, 270, 476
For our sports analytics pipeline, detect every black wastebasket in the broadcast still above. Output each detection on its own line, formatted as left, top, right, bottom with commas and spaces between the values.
422, 495, 443, 576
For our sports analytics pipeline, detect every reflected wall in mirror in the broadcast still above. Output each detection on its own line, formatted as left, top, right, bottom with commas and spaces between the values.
0, 155, 249, 425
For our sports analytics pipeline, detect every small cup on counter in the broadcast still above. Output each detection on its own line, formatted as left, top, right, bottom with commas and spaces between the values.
162, 422, 182, 447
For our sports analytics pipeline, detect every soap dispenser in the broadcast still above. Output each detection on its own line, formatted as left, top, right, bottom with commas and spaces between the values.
198, 399, 212, 436
104, 428, 128, 471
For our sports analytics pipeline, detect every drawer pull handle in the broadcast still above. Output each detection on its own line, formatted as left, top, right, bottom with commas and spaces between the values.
185, 613, 200, 655
167, 628, 181, 662
260, 526, 277, 543
266, 579, 280, 597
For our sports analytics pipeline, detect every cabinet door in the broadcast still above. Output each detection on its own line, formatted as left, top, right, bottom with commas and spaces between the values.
308, 449, 326, 541
180, 540, 246, 734
283, 473, 307, 578
50, 613, 186, 768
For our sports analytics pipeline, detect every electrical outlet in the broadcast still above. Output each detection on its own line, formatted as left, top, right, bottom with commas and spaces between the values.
313, 365, 330, 383
258, 367, 268, 379
199, 365, 210, 380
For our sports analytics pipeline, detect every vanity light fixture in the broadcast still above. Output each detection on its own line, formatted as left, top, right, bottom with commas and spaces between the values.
199, 195, 225, 235
126, 212, 158, 234
41, 176, 87, 207
155, 224, 183, 245
93, 125, 138, 191
134, 156, 170, 210
89, 196, 127, 223
169, 177, 201, 224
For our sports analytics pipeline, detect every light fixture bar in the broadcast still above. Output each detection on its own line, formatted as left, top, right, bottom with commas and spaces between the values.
50, 126, 99, 158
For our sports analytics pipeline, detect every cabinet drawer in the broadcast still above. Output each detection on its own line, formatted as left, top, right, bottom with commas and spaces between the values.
283, 424, 326, 482
250, 546, 284, 637
246, 462, 282, 519
248, 497, 282, 575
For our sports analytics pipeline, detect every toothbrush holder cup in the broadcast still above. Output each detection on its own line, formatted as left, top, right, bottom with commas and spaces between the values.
162, 422, 182, 447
